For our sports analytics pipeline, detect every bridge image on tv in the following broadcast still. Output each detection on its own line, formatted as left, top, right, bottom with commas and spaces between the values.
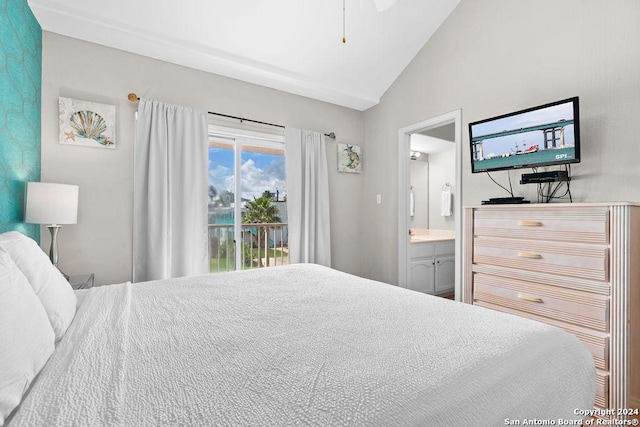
471, 102, 576, 172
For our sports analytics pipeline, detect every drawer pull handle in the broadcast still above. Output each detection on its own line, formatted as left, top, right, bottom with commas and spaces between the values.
517, 252, 542, 259
518, 293, 543, 303
519, 221, 543, 227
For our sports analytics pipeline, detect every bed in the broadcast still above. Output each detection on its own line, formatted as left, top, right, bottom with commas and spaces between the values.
1, 233, 595, 426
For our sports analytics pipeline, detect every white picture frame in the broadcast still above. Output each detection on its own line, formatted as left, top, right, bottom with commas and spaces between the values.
59, 97, 116, 149
337, 143, 362, 173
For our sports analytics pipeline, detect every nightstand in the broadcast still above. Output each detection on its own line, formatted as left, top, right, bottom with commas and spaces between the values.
68, 273, 95, 290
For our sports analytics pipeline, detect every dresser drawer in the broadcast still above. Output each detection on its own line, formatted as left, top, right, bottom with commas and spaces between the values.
474, 300, 609, 370
474, 237, 609, 282
595, 371, 609, 409
474, 207, 609, 244
473, 273, 609, 331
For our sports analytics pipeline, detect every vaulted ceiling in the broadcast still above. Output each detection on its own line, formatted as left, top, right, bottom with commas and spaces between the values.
28, 0, 460, 111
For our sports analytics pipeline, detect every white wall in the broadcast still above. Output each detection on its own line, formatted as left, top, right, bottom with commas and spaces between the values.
409, 160, 428, 229
41, 32, 364, 285
361, 0, 640, 285
40, 0, 640, 287
428, 148, 455, 230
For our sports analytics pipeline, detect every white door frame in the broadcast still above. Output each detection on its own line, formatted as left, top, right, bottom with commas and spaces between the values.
397, 110, 463, 300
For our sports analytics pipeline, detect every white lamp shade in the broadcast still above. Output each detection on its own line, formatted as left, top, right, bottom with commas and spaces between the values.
25, 182, 79, 225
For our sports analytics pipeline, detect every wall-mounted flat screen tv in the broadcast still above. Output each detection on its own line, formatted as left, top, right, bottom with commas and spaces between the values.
469, 97, 580, 173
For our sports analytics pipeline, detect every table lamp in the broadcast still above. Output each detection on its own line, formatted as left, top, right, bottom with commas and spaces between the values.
25, 182, 79, 273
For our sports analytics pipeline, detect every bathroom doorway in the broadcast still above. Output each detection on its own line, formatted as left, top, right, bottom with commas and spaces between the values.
397, 110, 462, 300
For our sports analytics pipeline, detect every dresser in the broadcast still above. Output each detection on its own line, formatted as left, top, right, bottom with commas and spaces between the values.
462, 203, 639, 421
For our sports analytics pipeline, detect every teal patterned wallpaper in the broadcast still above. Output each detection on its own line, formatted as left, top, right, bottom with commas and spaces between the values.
0, 0, 41, 240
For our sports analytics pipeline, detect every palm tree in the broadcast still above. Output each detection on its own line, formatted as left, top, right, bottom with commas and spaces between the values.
242, 195, 281, 267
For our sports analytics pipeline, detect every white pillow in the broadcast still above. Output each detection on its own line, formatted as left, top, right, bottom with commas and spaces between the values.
0, 246, 55, 424
0, 232, 77, 340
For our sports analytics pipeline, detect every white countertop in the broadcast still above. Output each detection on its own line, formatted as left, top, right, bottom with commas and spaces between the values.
410, 229, 455, 243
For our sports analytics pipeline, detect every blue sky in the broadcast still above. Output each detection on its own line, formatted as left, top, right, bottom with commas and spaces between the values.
208, 147, 286, 201
470, 102, 575, 157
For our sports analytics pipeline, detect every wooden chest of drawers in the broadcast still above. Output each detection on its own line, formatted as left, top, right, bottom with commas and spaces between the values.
462, 203, 640, 420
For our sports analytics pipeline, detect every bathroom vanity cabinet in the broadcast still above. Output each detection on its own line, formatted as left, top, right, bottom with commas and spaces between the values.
408, 239, 455, 296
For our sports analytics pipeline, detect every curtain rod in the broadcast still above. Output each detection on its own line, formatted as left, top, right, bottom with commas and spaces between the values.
127, 93, 336, 140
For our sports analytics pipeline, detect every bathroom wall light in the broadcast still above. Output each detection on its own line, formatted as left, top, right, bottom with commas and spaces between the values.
374, 0, 399, 11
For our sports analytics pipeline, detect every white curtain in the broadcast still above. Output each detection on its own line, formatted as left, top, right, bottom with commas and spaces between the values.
284, 128, 331, 267
133, 99, 209, 282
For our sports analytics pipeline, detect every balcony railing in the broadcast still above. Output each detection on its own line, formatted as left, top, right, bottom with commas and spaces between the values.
208, 223, 289, 273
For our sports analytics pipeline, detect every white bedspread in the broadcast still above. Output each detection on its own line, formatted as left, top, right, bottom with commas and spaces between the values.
10, 264, 595, 426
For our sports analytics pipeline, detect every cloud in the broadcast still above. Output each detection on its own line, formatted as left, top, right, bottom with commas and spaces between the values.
264, 158, 286, 180
208, 161, 233, 193
240, 159, 286, 199
209, 157, 287, 201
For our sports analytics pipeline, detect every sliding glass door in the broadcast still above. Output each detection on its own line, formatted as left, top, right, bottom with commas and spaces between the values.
207, 126, 287, 272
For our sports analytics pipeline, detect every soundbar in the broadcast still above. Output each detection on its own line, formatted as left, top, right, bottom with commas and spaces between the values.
520, 170, 569, 184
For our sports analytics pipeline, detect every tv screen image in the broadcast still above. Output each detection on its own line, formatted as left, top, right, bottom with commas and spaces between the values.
469, 97, 580, 173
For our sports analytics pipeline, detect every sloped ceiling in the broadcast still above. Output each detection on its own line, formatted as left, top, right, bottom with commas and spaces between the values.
28, 0, 460, 111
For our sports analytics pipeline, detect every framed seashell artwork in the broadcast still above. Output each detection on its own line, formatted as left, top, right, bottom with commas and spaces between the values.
337, 143, 361, 173
59, 97, 116, 149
